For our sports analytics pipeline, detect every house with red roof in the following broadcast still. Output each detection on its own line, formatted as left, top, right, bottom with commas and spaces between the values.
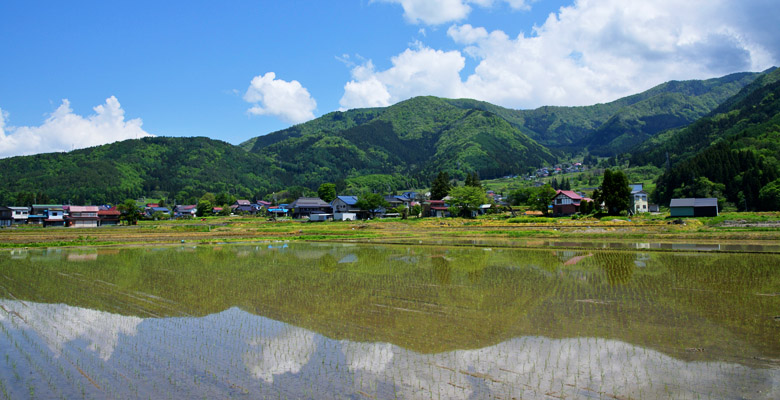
552, 190, 585, 216
98, 206, 121, 226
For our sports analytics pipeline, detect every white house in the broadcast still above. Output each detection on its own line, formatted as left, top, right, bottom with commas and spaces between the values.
630, 184, 649, 214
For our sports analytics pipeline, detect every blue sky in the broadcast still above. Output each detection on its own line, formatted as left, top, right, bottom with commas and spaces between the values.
1, 0, 777, 158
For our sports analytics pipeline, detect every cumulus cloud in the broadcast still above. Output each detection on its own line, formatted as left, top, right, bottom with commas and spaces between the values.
243, 72, 317, 124
378, 0, 532, 25
346, 0, 779, 110
0, 96, 153, 159
340, 46, 466, 110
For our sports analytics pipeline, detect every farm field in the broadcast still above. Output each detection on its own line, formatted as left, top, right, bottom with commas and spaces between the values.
1, 242, 778, 399
1, 213, 779, 249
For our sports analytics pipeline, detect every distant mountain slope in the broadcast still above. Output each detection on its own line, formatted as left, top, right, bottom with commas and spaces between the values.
0, 137, 280, 205
0, 70, 772, 206
634, 68, 780, 168
246, 71, 763, 164
246, 96, 557, 186
647, 69, 780, 209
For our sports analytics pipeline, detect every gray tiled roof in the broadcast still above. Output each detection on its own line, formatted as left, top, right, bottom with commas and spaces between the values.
670, 198, 717, 207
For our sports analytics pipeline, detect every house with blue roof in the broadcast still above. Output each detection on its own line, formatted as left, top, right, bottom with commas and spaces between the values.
330, 196, 361, 220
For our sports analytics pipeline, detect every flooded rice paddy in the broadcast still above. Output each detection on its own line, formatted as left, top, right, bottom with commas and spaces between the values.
0, 242, 778, 399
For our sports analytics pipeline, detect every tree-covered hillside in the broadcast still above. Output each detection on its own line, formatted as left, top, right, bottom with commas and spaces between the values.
523, 72, 761, 154
646, 69, 780, 210
1, 69, 775, 207
246, 96, 557, 186
0, 137, 281, 205
247, 71, 763, 163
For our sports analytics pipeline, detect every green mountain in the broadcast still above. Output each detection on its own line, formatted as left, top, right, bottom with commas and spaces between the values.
244, 96, 557, 187
0, 137, 281, 205
246, 71, 762, 167
0, 69, 774, 206
645, 68, 780, 209
439, 73, 762, 155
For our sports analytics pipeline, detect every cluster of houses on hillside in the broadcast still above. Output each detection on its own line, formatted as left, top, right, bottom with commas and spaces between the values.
0, 184, 719, 228
528, 162, 586, 179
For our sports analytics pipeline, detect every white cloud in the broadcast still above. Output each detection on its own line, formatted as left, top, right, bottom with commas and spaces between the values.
346, 0, 779, 110
243, 72, 317, 124
0, 96, 153, 159
340, 46, 466, 110
378, 0, 532, 25
378, 0, 472, 25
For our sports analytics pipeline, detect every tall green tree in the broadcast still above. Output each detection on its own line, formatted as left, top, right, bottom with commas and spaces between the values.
758, 179, 780, 211
355, 193, 390, 219
430, 171, 451, 200
448, 186, 488, 218
410, 204, 422, 218
215, 192, 236, 206
465, 172, 482, 188
508, 187, 536, 206
117, 199, 141, 225
529, 185, 556, 216
196, 200, 213, 217
317, 183, 337, 203
596, 169, 631, 215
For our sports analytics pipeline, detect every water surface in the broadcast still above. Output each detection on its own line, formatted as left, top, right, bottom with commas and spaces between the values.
1, 243, 778, 399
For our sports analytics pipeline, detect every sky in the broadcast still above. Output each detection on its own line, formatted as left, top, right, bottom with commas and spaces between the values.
0, 0, 778, 159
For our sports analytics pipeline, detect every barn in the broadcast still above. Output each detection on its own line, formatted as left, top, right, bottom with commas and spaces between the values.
669, 198, 719, 217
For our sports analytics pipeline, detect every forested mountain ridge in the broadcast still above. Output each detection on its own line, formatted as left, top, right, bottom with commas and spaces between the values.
0, 69, 775, 206
245, 96, 557, 187
245, 71, 763, 161
0, 137, 282, 205
645, 68, 780, 210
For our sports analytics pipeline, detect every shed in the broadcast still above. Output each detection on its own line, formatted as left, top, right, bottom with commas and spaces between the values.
669, 198, 718, 217
334, 212, 357, 221
309, 213, 333, 222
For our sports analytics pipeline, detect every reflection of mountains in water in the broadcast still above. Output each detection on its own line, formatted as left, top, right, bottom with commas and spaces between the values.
1, 300, 777, 400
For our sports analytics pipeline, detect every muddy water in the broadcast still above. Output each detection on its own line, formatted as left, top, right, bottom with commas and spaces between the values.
1, 243, 778, 399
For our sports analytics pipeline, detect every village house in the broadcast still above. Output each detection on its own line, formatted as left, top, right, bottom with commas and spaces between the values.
256, 200, 272, 212
670, 198, 719, 217
552, 190, 590, 216
0, 206, 29, 226
143, 203, 159, 215
629, 184, 649, 214
33, 204, 65, 227
425, 199, 450, 218
173, 204, 197, 218
290, 197, 331, 219
267, 204, 290, 218
66, 206, 100, 228
145, 206, 171, 218
232, 199, 255, 213
98, 206, 121, 226
330, 196, 361, 221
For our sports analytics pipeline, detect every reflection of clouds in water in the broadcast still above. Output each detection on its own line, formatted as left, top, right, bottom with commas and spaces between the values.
342, 341, 393, 374
343, 336, 780, 399
2, 301, 777, 399
0, 300, 141, 360
243, 325, 317, 383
